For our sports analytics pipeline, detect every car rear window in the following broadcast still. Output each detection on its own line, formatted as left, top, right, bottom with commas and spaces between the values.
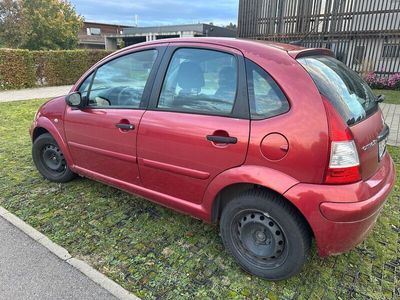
297, 55, 378, 126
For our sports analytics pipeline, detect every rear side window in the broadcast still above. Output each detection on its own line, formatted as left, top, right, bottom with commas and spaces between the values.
298, 55, 378, 125
246, 60, 289, 120
158, 48, 238, 116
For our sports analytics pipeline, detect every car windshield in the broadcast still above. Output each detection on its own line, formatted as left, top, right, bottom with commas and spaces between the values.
298, 55, 378, 126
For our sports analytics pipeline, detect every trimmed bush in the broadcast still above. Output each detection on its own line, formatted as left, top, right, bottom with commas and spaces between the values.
0, 49, 36, 90
0, 49, 112, 90
34, 50, 112, 86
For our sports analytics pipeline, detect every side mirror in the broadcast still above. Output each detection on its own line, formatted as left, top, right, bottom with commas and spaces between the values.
66, 92, 83, 107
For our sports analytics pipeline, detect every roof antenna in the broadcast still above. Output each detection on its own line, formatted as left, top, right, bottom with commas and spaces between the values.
290, 17, 324, 46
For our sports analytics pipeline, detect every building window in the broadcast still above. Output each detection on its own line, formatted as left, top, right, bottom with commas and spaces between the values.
353, 46, 365, 64
382, 44, 400, 58
87, 27, 101, 36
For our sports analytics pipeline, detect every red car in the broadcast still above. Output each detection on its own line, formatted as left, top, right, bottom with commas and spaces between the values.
30, 38, 396, 280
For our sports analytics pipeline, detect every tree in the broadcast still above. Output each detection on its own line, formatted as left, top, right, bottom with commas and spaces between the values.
225, 22, 237, 31
0, 0, 83, 50
0, 0, 24, 48
21, 0, 83, 50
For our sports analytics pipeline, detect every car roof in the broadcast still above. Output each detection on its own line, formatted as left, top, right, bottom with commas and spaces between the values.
149, 37, 303, 51
113, 37, 334, 60
122, 37, 301, 53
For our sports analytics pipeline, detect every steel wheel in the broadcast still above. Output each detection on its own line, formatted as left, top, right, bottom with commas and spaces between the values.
232, 210, 288, 269
220, 189, 311, 280
32, 133, 76, 183
41, 144, 67, 173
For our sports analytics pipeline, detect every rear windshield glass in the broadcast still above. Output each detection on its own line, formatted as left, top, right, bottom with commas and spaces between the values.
298, 55, 378, 126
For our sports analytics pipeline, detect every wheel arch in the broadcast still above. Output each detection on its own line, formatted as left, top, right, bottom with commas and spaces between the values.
32, 127, 49, 142
204, 165, 314, 237
211, 183, 314, 237
32, 117, 74, 167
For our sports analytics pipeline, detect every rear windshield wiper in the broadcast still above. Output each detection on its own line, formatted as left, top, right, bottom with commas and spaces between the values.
376, 95, 385, 103
347, 117, 356, 126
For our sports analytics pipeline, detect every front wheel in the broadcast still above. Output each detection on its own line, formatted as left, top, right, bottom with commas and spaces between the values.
220, 189, 311, 280
32, 133, 76, 183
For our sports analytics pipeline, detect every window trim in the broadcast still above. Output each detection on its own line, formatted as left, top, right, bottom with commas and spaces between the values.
147, 45, 250, 120
78, 71, 95, 100
77, 46, 167, 110
245, 58, 290, 121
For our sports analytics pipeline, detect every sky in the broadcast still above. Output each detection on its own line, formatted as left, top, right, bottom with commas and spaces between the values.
69, 0, 239, 27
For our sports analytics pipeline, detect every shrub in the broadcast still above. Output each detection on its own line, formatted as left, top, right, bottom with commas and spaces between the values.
387, 73, 400, 90
0, 49, 112, 90
34, 50, 112, 86
364, 72, 400, 90
0, 49, 36, 90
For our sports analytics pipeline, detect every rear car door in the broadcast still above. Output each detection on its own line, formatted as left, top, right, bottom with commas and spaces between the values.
137, 45, 250, 204
64, 47, 165, 185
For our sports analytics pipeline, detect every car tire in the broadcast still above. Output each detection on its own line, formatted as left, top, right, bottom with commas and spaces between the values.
220, 189, 311, 280
32, 133, 76, 183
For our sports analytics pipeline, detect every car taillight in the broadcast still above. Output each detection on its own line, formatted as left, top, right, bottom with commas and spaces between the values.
322, 98, 361, 184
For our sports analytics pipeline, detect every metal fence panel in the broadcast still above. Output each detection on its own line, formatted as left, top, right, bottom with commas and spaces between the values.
238, 0, 400, 76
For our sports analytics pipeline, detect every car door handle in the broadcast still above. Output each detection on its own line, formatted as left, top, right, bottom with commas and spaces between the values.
116, 123, 135, 130
206, 135, 238, 144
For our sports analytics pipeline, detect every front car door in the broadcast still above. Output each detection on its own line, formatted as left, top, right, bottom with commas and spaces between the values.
137, 44, 250, 204
64, 46, 165, 185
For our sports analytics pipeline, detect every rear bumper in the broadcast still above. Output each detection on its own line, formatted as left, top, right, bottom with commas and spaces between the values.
284, 153, 396, 256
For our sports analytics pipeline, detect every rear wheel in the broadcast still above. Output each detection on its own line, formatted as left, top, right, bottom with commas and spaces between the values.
220, 189, 311, 280
32, 133, 76, 183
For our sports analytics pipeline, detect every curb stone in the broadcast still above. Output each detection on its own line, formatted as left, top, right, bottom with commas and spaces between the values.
68, 258, 136, 300
0, 206, 140, 300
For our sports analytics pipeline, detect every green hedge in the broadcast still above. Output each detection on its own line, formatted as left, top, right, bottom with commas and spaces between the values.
0, 49, 36, 90
34, 50, 112, 86
0, 49, 112, 90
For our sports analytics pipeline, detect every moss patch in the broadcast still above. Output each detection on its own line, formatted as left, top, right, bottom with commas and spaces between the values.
0, 99, 399, 299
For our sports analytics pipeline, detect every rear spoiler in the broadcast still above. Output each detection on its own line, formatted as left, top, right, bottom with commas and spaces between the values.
288, 48, 335, 59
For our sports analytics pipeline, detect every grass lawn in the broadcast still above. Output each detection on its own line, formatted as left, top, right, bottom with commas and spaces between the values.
373, 89, 400, 105
0, 99, 399, 299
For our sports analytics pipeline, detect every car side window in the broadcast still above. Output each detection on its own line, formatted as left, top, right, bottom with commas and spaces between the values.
87, 50, 158, 108
246, 59, 289, 120
158, 48, 238, 116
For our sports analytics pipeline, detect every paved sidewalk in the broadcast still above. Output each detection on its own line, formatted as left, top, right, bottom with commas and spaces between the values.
380, 103, 400, 146
0, 216, 116, 300
0, 85, 72, 102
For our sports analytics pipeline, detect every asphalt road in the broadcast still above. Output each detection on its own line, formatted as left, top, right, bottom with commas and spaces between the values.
0, 217, 116, 300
